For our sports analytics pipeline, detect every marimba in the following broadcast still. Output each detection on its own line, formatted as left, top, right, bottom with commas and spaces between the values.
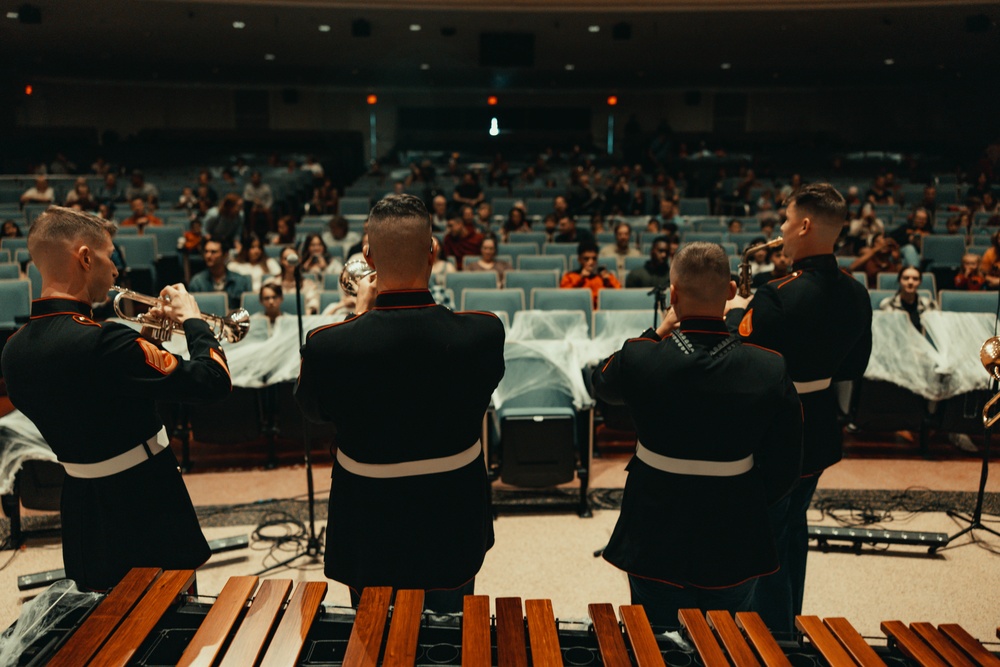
13, 568, 1000, 666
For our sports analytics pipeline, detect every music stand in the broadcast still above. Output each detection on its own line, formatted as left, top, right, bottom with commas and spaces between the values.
942, 376, 1000, 548
255, 258, 325, 574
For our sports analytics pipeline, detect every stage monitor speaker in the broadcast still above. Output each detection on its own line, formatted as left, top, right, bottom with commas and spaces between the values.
499, 408, 576, 488
479, 32, 535, 68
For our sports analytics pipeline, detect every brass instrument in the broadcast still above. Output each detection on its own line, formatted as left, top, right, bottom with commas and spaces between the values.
339, 258, 376, 297
737, 236, 783, 298
980, 336, 1000, 427
111, 286, 250, 343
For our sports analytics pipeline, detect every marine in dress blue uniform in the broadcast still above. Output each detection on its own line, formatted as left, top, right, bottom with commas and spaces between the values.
726, 184, 872, 634
594, 242, 802, 629
295, 194, 505, 612
2, 207, 232, 591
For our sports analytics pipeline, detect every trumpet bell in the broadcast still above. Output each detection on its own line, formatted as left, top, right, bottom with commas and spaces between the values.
340, 258, 376, 297
111, 286, 250, 343
981, 336, 1000, 381
219, 308, 251, 343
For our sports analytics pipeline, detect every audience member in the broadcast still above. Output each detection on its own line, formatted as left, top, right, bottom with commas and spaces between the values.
243, 171, 274, 239
745, 237, 774, 274
203, 193, 244, 251
430, 195, 449, 231
195, 170, 219, 206
431, 239, 457, 284
119, 197, 164, 231
175, 187, 199, 220
979, 230, 1000, 290
553, 215, 596, 245
20, 176, 55, 207
465, 235, 509, 284
753, 248, 792, 287
954, 253, 984, 290
542, 214, 558, 242
657, 199, 681, 226
2, 219, 22, 239
846, 203, 886, 253
850, 234, 903, 288
476, 202, 493, 231
443, 216, 484, 270
599, 222, 641, 273
254, 283, 285, 336
453, 172, 484, 208
322, 215, 361, 254
96, 173, 126, 210
865, 175, 894, 205
889, 207, 933, 267
300, 233, 343, 279
276, 245, 320, 314
125, 170, 159, 206
503, 206, 530, 240
626, 236, 672, 291
64, 177, 99, 212
311, 177, 338, 215
561, 240, 621, 306
188, 239, 252, 311
302, 154, 325, 182
269, 215, 296, 246
228, 234, 280, 292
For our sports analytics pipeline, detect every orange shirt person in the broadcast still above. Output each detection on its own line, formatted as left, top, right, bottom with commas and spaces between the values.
560, 240, 621, 306
119, 197, 163, 231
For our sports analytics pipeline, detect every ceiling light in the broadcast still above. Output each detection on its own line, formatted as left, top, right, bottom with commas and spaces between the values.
884, 58, 895, 65
232, 21, 246, 29
720, 62, 732, 70
565, 64, 575, 71
420, 63, 430, 70
264, 53, 276, 61
588, 25, 600, 33
409, 24, 421, 31
6, 11, 18, 19
318, 24, 331, 32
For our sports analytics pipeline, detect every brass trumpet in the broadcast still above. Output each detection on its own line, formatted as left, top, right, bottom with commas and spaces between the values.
737, 236, 784, 298
111, 286, 250, 343
339, 258, 376, 297
981, 336, 1000, 427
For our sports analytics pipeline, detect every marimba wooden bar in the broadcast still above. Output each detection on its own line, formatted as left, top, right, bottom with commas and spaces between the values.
24, 569, 1000, 666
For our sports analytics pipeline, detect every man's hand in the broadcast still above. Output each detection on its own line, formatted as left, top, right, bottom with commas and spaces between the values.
725, 294, 752, 315
655, 306, 679, 338
355, 273, 378, 314
158, 284, 201, 325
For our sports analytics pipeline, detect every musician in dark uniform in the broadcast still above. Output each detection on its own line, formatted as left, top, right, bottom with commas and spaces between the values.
2, 206, 232, 591
726, 183, 872, 634
593, 242, 802, 629
296, 194, 505, 613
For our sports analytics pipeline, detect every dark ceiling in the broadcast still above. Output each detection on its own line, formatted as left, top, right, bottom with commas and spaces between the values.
1, 0, 998, 90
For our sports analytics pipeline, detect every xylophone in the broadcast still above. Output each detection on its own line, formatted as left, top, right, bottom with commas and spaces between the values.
11, 568, 1000, 666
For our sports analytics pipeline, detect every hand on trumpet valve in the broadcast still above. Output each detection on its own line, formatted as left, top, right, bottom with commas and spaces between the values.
354, 272, 378, 315
157, 284, 201, 325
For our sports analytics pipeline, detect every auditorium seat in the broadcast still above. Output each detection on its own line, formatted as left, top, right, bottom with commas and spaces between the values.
462, 288, 524, 322
920, 236, 965, 269
505, 231, 547, 248
623, 256, 647, 273
444, 272, 499, 306
0, 279, 30, 328
678, 198, 710, 216
517, 255, 565, 273
530, 288, 593, 334
543, 243, 580, 263
939, 290, 999, 313
338, 197, 370, 216
505, 270, 559, 294
598, 288, 659, 311
0, 264, 18, 280
592, 309, 653, 338
191, 292, 228, 317
240, 291, 298, 315
498, 242, 540, 268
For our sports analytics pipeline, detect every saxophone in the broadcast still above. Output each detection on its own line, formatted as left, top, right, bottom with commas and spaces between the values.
737, 237, 784, 298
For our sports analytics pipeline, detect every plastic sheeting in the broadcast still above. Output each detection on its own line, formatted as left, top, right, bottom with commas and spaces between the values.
864, 312, 944, 400
922, 311, 996, 397
0, 579, 101, 665
0, 410, 55, 496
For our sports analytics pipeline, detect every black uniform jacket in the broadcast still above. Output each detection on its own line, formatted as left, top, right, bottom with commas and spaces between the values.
593, 317, 802, 588
726, 254, 873, 474
1, 297, 232, 590
295, 289, 505, 592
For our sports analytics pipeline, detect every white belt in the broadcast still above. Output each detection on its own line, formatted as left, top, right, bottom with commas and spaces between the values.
60, 427, 169, 479
793, 377, 832, 394
336, 441, 481, 479
635, 442, 753, 477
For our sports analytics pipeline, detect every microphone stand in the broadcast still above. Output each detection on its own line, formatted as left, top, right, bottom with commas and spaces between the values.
648, 284, 667, 328
255, 258, 325, 574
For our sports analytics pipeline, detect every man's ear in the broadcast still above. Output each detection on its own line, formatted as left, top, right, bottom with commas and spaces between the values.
799, 217, 812, 237
363, 243, 374, 269
669, 284, 680, 306
76, 244, 92, 271
726, 280, 738, 300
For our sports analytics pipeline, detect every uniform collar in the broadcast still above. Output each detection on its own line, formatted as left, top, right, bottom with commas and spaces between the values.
31, 297, 93, 318
374, 289, 436, 309
792, 253, 838, 272
678, 316, 728, 334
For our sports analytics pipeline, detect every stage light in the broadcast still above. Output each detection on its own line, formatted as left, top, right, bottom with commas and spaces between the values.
588, 25, 600, 33
489, 117, 499, 137
409, 24, 421, 31
607, 96, 618, 106
6, 11, 18, 19
25, 84, 33, 95
367, 94, 378, 105
565, 64, 575, 71
487, 95, 498, 106
264, 53, 276, 61
232, 21, 245, 29
884, 58, 895, 66
420, 63, 430, 70
721, 62, 732, 70
318, 24, 331, 32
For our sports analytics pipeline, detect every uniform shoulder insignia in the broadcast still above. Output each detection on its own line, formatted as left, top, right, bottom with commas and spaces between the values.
71, 314, 101, 327
209, 348, 231, 379
738, 308, 753, 337
774, 271, 802, 289
137, 338, 178, 375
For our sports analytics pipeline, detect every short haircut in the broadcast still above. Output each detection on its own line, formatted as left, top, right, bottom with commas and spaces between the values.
652, 235, 671, 247
614, 222, 632, 235
369, 193, 430, 229
787, 183, 848, 226
897, 265, 921, 280
577, 240, 599, 257
28, 206, 116, 257
670, 242, 732, 303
